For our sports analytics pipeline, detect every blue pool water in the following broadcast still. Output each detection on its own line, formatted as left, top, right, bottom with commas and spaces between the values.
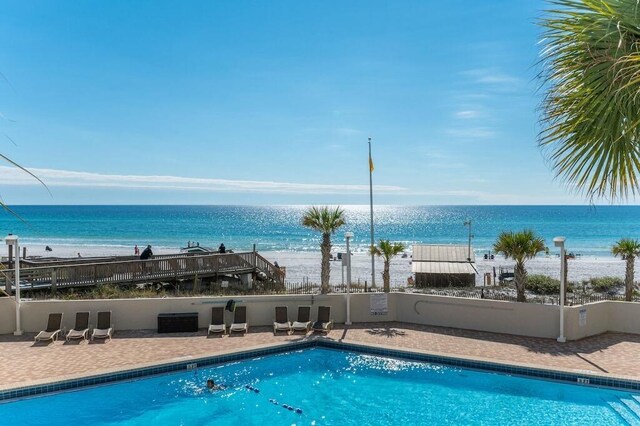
2, 348, 639, 425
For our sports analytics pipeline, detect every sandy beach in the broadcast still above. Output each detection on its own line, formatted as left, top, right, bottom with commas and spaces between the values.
14, 244, 628, 286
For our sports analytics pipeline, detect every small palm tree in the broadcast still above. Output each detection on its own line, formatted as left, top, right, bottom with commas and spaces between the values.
493, 230, 546, 302
301, 206, 346, 294
612, 238, 640, 301
370, 240, 406, 293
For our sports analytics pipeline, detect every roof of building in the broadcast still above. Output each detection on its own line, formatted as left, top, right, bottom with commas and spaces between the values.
412, 244, 475, 263
411, 261, 476, 275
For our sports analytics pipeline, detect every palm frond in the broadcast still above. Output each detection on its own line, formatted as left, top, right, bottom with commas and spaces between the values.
539, 0, 640, 201
612, 237, 640, 257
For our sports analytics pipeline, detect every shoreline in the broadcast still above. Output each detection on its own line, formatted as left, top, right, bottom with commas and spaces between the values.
10, 244, 629, 285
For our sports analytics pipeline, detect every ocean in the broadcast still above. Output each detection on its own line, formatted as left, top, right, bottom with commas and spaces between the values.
0, 205, 635, 283
0, 205, 636, 257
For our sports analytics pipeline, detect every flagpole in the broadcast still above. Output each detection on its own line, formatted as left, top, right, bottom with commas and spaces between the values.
368, 137, 376, 288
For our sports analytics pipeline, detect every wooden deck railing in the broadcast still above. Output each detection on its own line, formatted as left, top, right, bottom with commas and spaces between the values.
3, 251, 282, 292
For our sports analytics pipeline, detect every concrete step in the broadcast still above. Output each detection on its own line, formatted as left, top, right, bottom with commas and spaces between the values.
620, 396, 640, 420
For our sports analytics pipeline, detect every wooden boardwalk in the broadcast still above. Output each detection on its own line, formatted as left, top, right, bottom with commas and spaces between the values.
2, 252, 283, 292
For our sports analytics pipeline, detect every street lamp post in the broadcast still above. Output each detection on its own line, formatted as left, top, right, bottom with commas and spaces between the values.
463, 220, 474, 261
554, 236, 566, 343
345, 232, 354, 325
5, 234, 22, 336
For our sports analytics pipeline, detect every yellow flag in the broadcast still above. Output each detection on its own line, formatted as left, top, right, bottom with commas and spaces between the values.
369, 156, 374, 173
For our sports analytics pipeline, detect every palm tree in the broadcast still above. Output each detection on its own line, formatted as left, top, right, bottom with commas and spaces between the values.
301, 206, 346, 294
539, 1, 640, 200
370, 240, 406, 293
612, 238, 640, 301
493, 230, 546, 302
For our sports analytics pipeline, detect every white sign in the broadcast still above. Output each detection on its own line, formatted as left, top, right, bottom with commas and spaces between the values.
579, 308, 587, 327
370, 293, 388, 316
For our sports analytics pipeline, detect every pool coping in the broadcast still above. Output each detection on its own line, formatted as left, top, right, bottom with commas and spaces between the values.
1, 337, 639, 401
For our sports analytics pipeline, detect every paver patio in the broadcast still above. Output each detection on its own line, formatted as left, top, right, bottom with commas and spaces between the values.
1, 322, 639, 390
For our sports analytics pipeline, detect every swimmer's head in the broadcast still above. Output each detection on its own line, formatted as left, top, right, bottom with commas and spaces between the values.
206, 379, 215, 389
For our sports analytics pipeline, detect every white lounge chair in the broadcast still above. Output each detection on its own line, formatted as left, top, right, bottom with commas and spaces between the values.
291, 306, 312, 333
91, 311, 113, 341
208, 307, 226, 335
273, 306, 292, 335
66, 311, 90, 341
35, 313, 63, 342
229, 306, 247, 334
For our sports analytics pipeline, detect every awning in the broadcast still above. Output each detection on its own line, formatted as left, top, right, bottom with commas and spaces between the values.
412, 261, 476, 275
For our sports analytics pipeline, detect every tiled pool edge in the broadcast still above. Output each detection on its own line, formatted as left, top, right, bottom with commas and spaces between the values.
2, 338, 639, 401
321, 340, 640, 392
0, 340, 315, 402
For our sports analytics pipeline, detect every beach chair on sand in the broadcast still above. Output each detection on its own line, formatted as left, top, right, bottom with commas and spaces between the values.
229, 306, 248, 334
312, 306, 333, 334
208, 307, 226, 335
273, 306, 292, 335
66, 311, 90, 341
35, 313, 63, 342
91, 311, 114, 341
291, 306, 312, 333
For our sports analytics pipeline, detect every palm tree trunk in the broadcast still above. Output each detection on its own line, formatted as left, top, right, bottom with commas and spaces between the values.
320, 233, 331, 294
514, 261, 527, 302
625, 256, 635, 301
383, 260, 390, 293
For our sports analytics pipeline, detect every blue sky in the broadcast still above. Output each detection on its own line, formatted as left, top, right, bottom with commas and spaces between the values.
0, 1, 597, 205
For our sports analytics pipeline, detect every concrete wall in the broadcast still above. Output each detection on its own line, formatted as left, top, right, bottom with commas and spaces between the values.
2, 293, 640, 341
564, 301, 610, 341
606, 301, 640, 334
0, 298, 16, 335
395, 293, 560, 339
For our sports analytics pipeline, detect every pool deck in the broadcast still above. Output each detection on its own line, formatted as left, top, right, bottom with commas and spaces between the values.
1, 322, 639, 391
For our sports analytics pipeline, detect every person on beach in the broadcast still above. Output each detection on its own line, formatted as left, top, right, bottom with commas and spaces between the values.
219, 243, 226, 253
77, 253, 82, 258
140, 245, 153, 260
134, 245, 139, 256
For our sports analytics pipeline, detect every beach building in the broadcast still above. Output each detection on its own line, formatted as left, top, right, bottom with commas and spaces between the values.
411, 244, 477, 287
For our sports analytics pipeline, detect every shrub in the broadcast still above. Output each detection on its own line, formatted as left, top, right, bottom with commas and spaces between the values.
527, 274, 561, 295
590, 276, 624, 292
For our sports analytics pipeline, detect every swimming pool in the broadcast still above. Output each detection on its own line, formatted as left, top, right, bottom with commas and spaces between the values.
2, 347, 639, 425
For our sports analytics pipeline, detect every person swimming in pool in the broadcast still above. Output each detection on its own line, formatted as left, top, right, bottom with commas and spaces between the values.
206, 379, 224, 391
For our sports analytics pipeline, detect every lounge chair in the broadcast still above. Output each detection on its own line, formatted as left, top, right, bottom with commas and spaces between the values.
66, 311, 90, 341
35, 313, 63, 342
291, 306, 312, 333
312, 306, 333, 333
208, 306, 226, 335
91, 311, 113, 341
273, 306, 292, 335
229, 306, 248, 334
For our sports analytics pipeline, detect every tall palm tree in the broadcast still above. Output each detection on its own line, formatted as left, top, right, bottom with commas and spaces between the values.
612, 238, 640, 301
370, 240, 406, 293
493, 230, 546, 302
539, 0, 640, 200
301, 206, 346, 294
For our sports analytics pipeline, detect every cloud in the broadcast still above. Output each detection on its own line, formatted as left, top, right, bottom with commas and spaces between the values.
0, 166, 407, 195
460, 68, 522, 90
454, 110, 480, 119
